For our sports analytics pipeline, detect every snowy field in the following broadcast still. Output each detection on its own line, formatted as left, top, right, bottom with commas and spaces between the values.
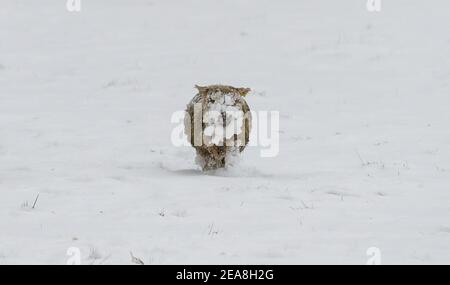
1, 0, 450, 264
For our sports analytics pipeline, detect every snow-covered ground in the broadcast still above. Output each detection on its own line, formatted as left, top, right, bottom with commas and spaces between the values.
1, 0, 450, 264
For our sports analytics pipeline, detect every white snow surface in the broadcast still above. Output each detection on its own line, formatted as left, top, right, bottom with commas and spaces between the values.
1, 0, 450, 264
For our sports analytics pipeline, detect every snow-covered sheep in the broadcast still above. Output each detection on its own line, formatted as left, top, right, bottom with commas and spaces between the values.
184, 85, 252, 171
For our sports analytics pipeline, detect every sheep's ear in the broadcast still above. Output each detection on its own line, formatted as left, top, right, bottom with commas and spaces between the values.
195, 85, 207, 93
238, 88, 251, 97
